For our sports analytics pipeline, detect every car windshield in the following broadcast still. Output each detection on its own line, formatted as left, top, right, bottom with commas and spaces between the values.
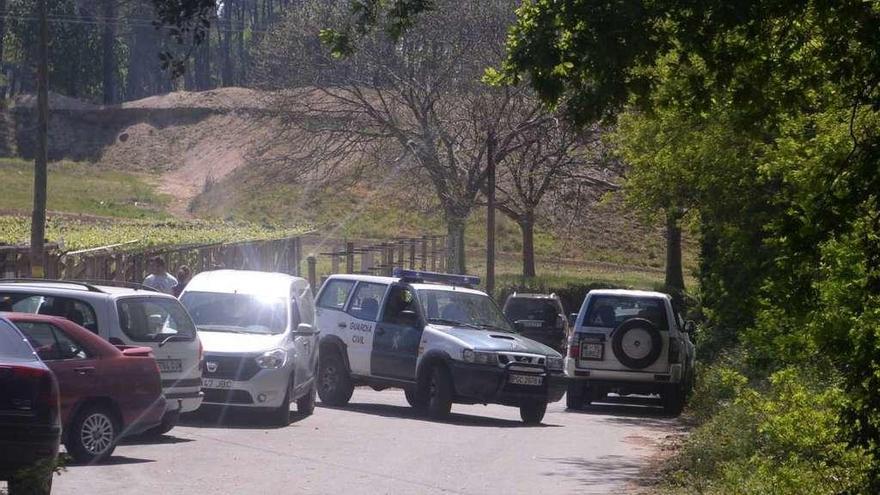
0, 320, 38, 361
181, 291, 288, 335
504, 298, 560, 326
416, 289, 512, 332
584, 295, 668, 329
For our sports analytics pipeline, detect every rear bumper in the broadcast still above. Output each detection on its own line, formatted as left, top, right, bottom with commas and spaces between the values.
449, 361, 567, 406
123, 396, 168, 437
0, 425, 60, 478
565, 358, 683, 383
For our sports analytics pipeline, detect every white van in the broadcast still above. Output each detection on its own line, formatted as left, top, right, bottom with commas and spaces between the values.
179, 270, 319, 425
0, 279, 203, 436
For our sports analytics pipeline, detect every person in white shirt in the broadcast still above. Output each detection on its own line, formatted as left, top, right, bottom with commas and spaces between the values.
143, 256, 178, 295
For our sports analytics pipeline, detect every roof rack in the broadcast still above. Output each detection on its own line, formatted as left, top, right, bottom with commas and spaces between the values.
0, 278, 105, 293
393, 268, 480, 287
72, 280, 160, 293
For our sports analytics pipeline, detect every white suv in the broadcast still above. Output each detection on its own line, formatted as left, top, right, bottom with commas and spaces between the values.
565, 289, 695, 415
314, 269, 566, 424
0, 279, 203, 434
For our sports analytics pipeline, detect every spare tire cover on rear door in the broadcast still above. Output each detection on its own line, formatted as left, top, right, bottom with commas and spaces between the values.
611, 318, 663, 369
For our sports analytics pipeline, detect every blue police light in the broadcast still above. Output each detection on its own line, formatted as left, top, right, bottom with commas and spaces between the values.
392, 268, 481, 287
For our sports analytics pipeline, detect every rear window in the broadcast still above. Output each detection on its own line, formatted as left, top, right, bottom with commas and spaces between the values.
117, 297, 197, 343
504, 298, 561, 325
0, 320, 38, 361
317, 280, 355, 310
584, 295, 668, 329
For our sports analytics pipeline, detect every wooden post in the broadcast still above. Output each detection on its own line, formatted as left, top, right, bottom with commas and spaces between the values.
293, 237, 302, 276
307, 255, 317, 294
331, 250, 340, 274
430, 237, 438, 271
345, 242, 355, 274
29, 0, 49, 278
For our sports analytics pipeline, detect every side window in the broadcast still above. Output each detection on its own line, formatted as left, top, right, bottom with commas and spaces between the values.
347, 283, 388, 322
15, 322, 88, 361
0, 294, 98, 334
316, 280, 355, 311
381, 286, 417, 324
117, 298, 196, 342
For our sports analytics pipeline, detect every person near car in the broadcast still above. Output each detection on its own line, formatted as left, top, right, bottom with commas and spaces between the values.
143, 256, 177, 294
172, 265, 192, 297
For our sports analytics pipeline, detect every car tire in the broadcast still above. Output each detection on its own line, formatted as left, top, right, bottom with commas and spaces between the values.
66, 404, 119, 464
426, 366, 453, 419
611, 318, 663, 369
296, 384, 317, 416
566, 382, 584, 410
662, 384, 685, 416
271, 377, 293, 426
520, 400, 547, 425
8, 469, 53, 495
405, 388, 427, 411
317, 352, 354, 406
141, 409, 179, 438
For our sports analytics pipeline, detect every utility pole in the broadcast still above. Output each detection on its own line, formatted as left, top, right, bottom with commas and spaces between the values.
486, 131, 497, 295
30, 0, 49, 278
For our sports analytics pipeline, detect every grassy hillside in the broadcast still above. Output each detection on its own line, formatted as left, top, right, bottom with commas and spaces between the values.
0, 158, 168, 218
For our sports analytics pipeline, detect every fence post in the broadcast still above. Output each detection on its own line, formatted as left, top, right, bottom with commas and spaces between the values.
293, 238, 302, 276
345, 242, 355, 274
409, 240, 416, 269
420, 236, 428, 270
307, 255, 317, 293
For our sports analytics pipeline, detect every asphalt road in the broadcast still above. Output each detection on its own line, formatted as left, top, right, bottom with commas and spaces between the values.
47, 389, 682, 495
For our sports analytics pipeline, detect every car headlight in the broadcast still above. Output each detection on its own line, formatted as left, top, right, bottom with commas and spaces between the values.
461, 349, 498, 365
256, 349, 287, 369
546, 356, 564, 371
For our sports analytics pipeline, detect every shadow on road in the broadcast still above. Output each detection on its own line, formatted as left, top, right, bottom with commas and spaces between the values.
179, 407, 311, 430
318, 401, 562, 428
563, 395, 686, 430
540, 455, 656, 489
69, 455, 156, 468
121, 434, 194, 446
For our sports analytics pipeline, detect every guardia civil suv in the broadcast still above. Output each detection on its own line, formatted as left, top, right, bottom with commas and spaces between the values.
314, 269, 566, 424
566, 289, 695, 415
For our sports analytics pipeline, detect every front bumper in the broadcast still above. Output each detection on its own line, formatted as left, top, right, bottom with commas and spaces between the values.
201, 366, 290, 409
449, 361, 567, 406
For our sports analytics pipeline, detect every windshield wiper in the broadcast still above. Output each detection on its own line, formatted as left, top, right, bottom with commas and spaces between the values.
426, 318, 483, 330
158, 335, 186, 347
197, 325, 246, 334
474, 323, 512, 333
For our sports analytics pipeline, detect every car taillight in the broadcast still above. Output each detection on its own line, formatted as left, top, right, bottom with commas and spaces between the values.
669, 337, 681, 364
14, 366, 60, 424
568, 341, 580, 359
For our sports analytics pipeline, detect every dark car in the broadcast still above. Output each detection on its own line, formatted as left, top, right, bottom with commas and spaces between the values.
5, 313, 166, 464
502, 293, 569, 353
0, 316, 61, 495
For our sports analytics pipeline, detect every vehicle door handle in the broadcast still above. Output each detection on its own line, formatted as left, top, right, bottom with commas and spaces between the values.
74, 367, 95, 375
338, 323, 347, 329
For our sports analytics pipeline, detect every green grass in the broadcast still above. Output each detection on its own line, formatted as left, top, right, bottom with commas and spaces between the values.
0, 158, 169, 218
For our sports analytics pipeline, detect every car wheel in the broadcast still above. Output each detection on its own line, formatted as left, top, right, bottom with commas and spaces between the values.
565, 382, 584, 410
296, 384, 317, 416
426, 366, 453, 419
141, 409, 179, 438
405, 388, 427, 411
66, 404, 119, 464
662, 385, 685, 416
317, 352, 354, 406
271, 377, 293, 426
520, 400, 547, 425
8, 469, 53, 495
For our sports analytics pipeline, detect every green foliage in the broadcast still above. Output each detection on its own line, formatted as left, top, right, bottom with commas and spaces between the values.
0, 216, 305, 252
670, 368, 872, 495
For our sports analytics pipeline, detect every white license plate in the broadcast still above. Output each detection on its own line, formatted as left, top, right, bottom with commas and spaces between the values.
202, 378, 233, 389
508, 374, 543, 386
580, 343, 603, 360
157, 359, 182, 373
520, 320, 543, 328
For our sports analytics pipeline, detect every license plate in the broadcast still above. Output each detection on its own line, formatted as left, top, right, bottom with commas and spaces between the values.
202, 378, 233, 389
520, 320, 543, 328
508, 374, 543, 386
157, 359, 182, 373
580, 343, 604, 360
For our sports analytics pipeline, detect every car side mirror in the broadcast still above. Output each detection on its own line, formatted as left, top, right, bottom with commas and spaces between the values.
398, 310, 420, 327
684, 320, 696, 334
568, 313, 578, 326
556, 315, 565, 329
294, 323, 316, 336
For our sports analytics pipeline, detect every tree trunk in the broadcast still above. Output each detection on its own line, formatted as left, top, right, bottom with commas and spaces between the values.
486, 132, 497, 293
665, 209, 686, 307
221, 3, 233, 86
520, 215, 536, 278
101, 0, 116, 104
446, 215, 467, 275
31, 0, 49, 278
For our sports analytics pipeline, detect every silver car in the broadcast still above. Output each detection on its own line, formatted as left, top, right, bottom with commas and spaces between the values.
179, 270, 319, 425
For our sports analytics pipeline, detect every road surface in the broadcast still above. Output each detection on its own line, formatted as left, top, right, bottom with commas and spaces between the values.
48, 389, 682, 495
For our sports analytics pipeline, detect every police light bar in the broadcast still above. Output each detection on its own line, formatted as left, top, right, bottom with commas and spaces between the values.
392, 268, 481, 287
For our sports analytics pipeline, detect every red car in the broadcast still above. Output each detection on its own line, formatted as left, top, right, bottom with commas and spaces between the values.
4, 313, 166, 463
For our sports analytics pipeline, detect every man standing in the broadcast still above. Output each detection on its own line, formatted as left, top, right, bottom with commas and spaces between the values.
143, 256, 177, 295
